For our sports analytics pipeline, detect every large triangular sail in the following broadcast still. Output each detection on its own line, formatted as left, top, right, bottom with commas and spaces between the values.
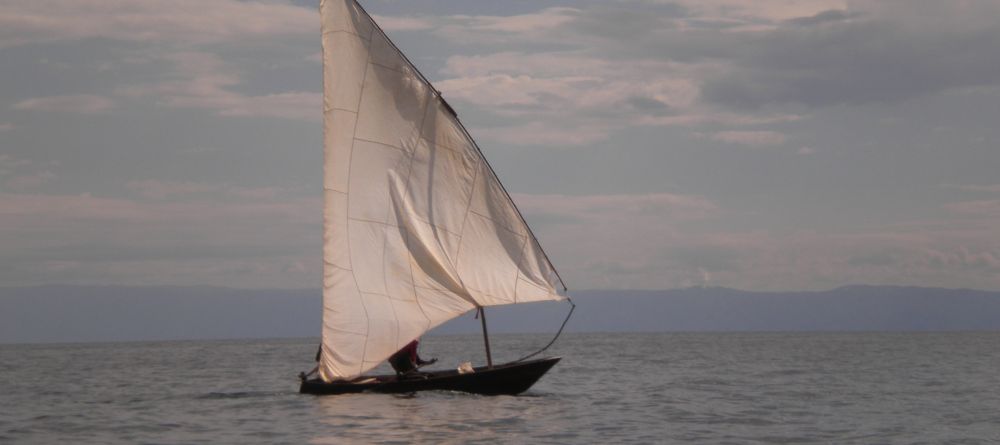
319, 0, 567, 381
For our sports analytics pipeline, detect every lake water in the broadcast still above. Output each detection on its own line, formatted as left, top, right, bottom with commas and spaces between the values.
2, 332, 999, 443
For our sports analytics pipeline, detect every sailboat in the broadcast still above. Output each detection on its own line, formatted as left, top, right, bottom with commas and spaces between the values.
299, 0, 574, 396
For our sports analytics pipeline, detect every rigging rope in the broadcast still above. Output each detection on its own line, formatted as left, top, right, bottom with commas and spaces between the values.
512, 297, 576, 363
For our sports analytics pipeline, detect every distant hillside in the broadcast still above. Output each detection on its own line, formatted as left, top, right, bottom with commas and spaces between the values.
2, 285, 1000, 343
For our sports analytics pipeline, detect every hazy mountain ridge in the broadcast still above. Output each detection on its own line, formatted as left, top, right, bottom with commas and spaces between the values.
2, 285, 1000, 344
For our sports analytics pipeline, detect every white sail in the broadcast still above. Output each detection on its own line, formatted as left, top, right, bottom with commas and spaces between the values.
318, 0, 567, 381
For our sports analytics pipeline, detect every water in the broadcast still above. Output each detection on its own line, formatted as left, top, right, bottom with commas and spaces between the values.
2, 332, 999, 444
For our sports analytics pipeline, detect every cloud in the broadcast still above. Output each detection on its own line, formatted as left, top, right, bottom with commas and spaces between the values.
636, 112, 803, 127
5, 170, 55, 190
12, 94, 114, 114
0, 154, 55, 190
436, 51, 704, 145
371, 15, 435, 32
427, 1, 1000, 116
701, 2, 1000, 109
440, 52, 699, 109
417, 3, 958, 146
471, 122, 612, 147
470, 7, 581, 33
439, 74, 595, 108
115, 51, 320, 121
0, 189, 321, 287
706, 130, 787, 146
944, 200, 1000, 217
510, 192, 727, 289
442, 52, 602, 78
126, 179, 283, 201
506, 188, 1000, 290
0, 154, 32, 174
2, 2, 320, 120
4, 1, 1000, 291
783, 9, 863, 26
0, 0, 315, 48
516, 192, 719, 222
434, 7, 581, 42
666, 0, 848, 22
942, 184, 1000, 194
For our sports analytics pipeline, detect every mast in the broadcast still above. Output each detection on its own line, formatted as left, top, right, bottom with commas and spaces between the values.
478, 307, 493, 368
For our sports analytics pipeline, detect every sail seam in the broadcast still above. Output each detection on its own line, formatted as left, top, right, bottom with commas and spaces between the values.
325, 107, 359, 114
371, 16, 436, 365
369, 60, 411, 76
402, 229, 427, 328
467, 209, 528, 239
449, 116, 568, 293
378, 171, 407, 354
417, 134, 464, 154
345, 215, 464, 238
341, 22, 376, 377
352, 136, 412, 154
513, 235, 530, 304
323, 262, 352, 272
322, 29, 370, 41
452, 150, 482, 275
399, 99, 436, 335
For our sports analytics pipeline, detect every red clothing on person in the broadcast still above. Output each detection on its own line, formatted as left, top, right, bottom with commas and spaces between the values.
388, 340, 421, 374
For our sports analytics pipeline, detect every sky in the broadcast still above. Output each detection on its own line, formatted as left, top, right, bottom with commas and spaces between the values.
1, 0, 999, 292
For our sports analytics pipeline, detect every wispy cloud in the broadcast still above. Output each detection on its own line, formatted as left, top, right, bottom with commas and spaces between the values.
5, 170, 55, 190
516, 192, 719, 222
0, 154, 31, 173
942, 183, 1000, 193
667, 0, 848, 22
705, 130, 787, 146
507, 189, 1000, 290
472, 122, 612, 147
944, 200, 1000, 217
0, 0, 315, 48
371, 15, 435, 32
0, 188, 320, 287
115, 51, 320, 120
437, 51, 703, 145
126, 179, 285, 201
433, 7, 581, 42
416, 0, 1000, 147
511, 192, 725, 288
13, 94, 114, 114
0, 154, 55, 190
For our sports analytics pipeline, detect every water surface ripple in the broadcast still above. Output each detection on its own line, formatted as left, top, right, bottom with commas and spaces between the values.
2, 332, 999, 443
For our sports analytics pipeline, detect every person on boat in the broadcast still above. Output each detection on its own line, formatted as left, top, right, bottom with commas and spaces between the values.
388, 339, 436, 375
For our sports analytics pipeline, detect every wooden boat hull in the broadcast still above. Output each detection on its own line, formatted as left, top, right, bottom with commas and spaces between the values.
299, 357, 561, 396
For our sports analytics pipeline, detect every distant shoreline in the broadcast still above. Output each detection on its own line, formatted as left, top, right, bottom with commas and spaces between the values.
3, 285, 1000, 344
